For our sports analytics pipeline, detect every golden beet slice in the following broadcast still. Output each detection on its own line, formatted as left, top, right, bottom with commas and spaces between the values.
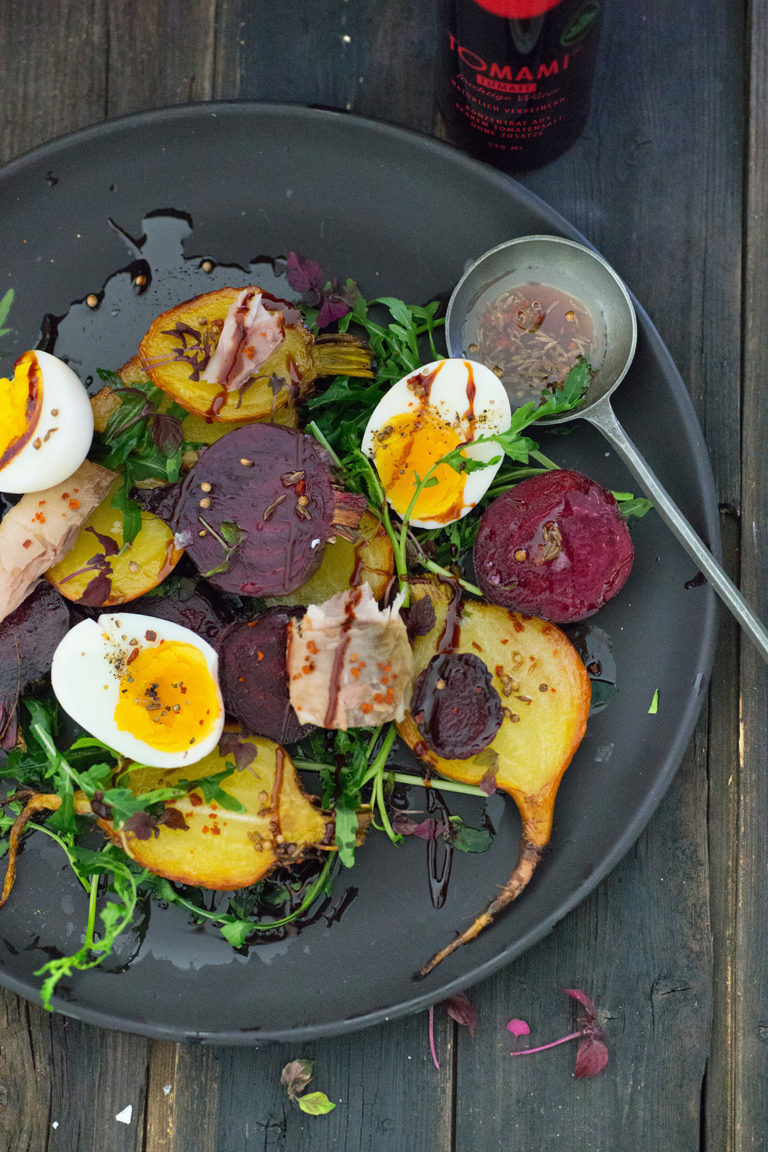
101, 735, 329, 890
397, 580, 590, 974
91, 355, 299, 468
46, 484, 183, 606
138, 287, 372, 422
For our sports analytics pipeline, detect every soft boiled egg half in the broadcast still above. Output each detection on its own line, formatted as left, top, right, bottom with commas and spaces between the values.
51, 613, 225, 769
362, 359, 511, 529
0, 350, 94, 493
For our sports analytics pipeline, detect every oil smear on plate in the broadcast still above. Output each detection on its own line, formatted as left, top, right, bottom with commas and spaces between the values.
36, 209, 294, 395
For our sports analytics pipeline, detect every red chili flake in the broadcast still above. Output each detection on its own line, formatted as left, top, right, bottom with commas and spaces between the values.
69, 499, 81, 510
38, 499, 46, 506
360, 702, 373, 714
306, 640, 318, 655
145, 630, 157, 642
256, 650, 264, 661
22, 539, 32, 549
189, 793, 203, 807
126, 648, 140, 666
34, 512, 46, 523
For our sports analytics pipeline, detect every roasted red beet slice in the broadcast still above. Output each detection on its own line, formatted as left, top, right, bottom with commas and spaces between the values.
0, 583, 71, 749
473, 469, 634, 623
410, 651, 503, 759
218, 607, 315, 744
173, 424, 365, 596
134, 584, 228, 645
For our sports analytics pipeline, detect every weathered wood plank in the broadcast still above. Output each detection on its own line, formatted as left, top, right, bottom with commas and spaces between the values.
0, 0, 106, 165
0, 997, 53, 1152
144, 1041, 221, 1151
728, 0, 768, 1146
213, 0, 438, 133
447, 0, 739, 1146
106, 0, 217, 117
204, 1013, 454, 1152
454, 749, 712, 1152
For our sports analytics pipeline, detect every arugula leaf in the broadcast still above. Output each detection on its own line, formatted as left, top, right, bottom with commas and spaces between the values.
612, 492, 654, 522
177, 765, 246, 814
332, 800, 360, 869
199, 518, 246, 578
35, 846, 144, 1010
0, 288, 14, 340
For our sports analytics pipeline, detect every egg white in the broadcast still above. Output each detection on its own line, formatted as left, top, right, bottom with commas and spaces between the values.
51, 612, 225, 769
362, 358, 511, 529
0, 351, 94, 493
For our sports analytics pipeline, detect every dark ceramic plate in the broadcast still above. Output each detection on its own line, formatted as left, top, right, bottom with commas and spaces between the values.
0, 103, 718, 1043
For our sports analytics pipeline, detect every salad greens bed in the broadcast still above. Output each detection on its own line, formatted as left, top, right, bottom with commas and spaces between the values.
0, 265, 650, 1009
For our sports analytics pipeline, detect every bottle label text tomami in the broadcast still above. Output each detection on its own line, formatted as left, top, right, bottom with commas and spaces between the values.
439, 0, 603, 170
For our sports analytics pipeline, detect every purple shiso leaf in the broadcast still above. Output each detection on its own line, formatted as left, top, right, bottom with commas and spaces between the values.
564, 988, 598, 1021
285, 252, 325, 296
444, 993, 477, 1037
573, 1035, 609, 1079
316, 296, 352, 329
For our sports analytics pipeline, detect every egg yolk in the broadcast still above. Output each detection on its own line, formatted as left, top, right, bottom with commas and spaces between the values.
373, 407, 470, 522
0, 352, 42, 469
114, 640, 221, 753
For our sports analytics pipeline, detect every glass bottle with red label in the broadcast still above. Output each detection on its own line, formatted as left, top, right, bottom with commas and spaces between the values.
438, 0, 603, 170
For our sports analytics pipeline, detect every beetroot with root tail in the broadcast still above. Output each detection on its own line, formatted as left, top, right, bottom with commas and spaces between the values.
473, 469, 634, 623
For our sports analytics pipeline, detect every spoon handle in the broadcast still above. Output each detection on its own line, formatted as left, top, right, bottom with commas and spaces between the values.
585, 398, 768, 662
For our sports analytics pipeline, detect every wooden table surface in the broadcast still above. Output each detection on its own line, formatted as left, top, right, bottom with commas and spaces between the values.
0, 2, 765, 1150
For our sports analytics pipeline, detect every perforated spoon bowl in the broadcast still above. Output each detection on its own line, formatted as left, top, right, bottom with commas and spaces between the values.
446, 235, 768, 661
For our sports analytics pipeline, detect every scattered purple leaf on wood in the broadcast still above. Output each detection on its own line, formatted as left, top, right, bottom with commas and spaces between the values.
506, 1018, 530, 1037
428, 1005, 440, 1069
574, 1035, 609, 1078
509, 989, 609, 1078
444, 992, 477, 1037
281, 1058, 315, 1099
564, 988, 597, 1018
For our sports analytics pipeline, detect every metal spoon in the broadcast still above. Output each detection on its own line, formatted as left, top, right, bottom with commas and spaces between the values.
446, 235, 768, 662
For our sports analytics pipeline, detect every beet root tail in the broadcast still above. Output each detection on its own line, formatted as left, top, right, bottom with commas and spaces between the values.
0, 793, 62, 908
419, 838, 543, 977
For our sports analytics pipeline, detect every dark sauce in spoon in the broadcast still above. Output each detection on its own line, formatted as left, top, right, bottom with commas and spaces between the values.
469, 282, 595, 407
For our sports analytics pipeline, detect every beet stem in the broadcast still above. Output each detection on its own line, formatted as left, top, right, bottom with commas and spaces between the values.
418, 839, 542, 977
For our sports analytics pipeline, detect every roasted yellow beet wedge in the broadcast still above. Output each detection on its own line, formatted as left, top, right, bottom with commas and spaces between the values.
46, 481, 183, 606
1, 733, 370, 907
397, 580, 591, 975
100, 735, 329, 890
91, 355, 300, 471
138, 287, 372, 422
